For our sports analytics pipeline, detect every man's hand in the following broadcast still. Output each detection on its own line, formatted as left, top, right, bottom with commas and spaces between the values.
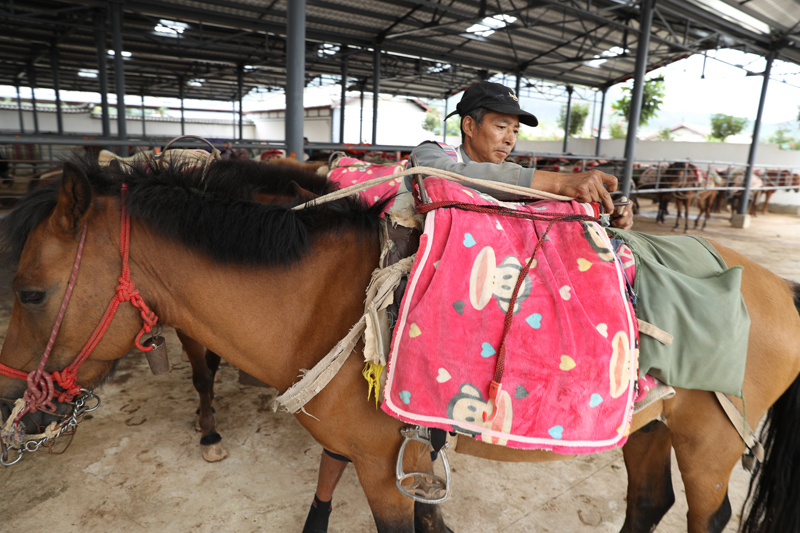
609, 202, 634, 230
532, 169, 618, 214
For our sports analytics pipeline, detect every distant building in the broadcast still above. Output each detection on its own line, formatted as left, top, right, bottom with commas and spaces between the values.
246, 86, 432, 145
644, 123, 709, 142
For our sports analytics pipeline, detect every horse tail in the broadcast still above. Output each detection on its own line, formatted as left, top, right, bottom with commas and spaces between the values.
740, 283, 800, 533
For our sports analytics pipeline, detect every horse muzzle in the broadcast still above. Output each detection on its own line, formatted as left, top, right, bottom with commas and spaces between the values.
0, 390, 100, 466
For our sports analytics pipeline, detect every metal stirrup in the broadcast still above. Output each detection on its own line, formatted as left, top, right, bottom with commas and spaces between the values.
395, 426, 451, 504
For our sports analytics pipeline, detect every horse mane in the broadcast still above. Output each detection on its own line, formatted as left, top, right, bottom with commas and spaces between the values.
1, 154, 388, 268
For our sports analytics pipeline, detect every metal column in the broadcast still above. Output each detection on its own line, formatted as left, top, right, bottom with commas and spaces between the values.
179, 79, 185, 136
28, 65, 39, 135
286, 0, 305, 159
620, 0, 655, 198
443, 96, 448, 143
740, 50, 778, 216
359, 87, 364, 142
15, 83, 24, 133
141, 91, 146, 137
595, 87, 607, 156
562, 85, 573, 153
93, 10, 110, 138
110, 1, 127, 144
371, 46, 381, 145
237, 64, 244, 140
339, 46, 348, 143
50, 46, 64, 135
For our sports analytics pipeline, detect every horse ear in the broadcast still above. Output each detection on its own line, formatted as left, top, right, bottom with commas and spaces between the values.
51, 162, 92, 233
290, 181, 320, 201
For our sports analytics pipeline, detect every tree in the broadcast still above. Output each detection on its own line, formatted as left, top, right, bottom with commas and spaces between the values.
422, 110, 459, 137
611, 78, 665, 127
767, 127, 800, 151
558, 102, 590, 137
710, 114, 748, 142
609, 122, 626, 139
655, 127, 674, 141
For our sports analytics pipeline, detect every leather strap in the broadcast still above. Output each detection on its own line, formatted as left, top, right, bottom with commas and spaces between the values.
714, 391, 764, 464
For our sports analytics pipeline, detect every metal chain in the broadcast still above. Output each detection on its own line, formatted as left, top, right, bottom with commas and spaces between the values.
0, 390, 101, 466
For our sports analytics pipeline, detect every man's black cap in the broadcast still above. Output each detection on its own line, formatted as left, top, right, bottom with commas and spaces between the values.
445, 81, 538, 127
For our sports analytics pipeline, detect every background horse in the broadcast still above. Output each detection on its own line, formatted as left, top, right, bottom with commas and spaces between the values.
752, 168, 800, 216
657, 162, 719, 232
1, 156, 800, 532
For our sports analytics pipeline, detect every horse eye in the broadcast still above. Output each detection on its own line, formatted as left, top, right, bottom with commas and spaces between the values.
19, 291, 46, 305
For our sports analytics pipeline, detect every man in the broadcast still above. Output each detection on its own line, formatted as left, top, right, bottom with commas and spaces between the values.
409, 80, 633, 229
303, 81, 633, 533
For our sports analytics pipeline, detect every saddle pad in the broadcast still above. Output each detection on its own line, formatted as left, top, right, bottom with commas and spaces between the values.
381, 177, 638, 454
328, 157, 406, 213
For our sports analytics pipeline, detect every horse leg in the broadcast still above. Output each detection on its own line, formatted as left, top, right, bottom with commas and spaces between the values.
672, 199, 682, 231
620, 421, 675, 533
352, 449, 417, 532
197, 349, 226, 461
684, 198, 691, 233
656, 195, 667, 224
665, 389, 742, 533
178, 328, 226, 462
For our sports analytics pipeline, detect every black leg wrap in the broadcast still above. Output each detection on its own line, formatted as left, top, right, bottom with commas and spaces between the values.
302, 496, 332, 533
200, 432, 222, 446
707, 493, 732, 533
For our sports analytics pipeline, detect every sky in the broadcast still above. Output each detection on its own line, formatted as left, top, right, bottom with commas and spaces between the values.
489, 49, 800, 139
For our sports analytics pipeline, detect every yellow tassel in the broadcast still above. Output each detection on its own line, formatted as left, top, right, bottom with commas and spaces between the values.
362, 362, 385, 407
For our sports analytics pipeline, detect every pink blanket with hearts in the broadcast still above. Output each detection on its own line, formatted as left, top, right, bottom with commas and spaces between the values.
381, 177, 638, 454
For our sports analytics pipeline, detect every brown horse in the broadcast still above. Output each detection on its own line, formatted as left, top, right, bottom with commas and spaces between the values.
1, 156, 800, 533
752, 168, 800, 216
657, 162, 719, 232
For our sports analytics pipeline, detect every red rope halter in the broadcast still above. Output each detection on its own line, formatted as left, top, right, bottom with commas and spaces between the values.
0, 184, 159, 421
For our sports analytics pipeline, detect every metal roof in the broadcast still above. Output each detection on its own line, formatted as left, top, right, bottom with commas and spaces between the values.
1, 0, 800, 103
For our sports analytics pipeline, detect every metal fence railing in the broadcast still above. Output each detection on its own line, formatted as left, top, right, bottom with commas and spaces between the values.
1, 137, 799, 210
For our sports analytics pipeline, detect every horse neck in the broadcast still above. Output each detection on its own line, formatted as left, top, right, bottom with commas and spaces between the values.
130, 222, 381, 392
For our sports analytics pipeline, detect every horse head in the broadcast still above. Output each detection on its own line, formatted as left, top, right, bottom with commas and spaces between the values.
0, 160, 131, 443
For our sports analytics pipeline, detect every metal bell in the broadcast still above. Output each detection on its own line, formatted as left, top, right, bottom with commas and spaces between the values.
142, 336, 170, 375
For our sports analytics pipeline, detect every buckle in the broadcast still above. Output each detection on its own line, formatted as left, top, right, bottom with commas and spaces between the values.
395, 426, 451, 504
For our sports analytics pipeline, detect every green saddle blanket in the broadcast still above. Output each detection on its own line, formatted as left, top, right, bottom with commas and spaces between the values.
607, 229, 749, 397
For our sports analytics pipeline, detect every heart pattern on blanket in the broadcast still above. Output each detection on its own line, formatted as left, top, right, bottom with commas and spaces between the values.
559, 286, 572, 300
514, 385, 529, 399
399, 391, 412, 404
548, 426, 564, 439
436, 368, 451, 383
596, 323, 608, 337
452, 301, 465, 315
525, 313, 543, 329
559, 355, 576, 371
577, 258, 593, 272
463, 233, 477, 248
480, 342, 496, 358
409, 323, 422, 338
590, 394, 604, 407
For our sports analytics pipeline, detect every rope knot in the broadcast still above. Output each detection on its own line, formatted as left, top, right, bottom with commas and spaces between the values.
52, 368, 81, 402
115, 277, 139, 302
22, 369, 56, 417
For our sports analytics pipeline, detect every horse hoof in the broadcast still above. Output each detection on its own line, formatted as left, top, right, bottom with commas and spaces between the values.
201, 442, 228, 462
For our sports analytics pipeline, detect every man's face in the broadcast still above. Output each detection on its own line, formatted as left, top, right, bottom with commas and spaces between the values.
463, 111, 520, 164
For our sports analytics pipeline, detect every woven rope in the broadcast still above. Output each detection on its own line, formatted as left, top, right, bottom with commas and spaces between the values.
292, 166, 571, 211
